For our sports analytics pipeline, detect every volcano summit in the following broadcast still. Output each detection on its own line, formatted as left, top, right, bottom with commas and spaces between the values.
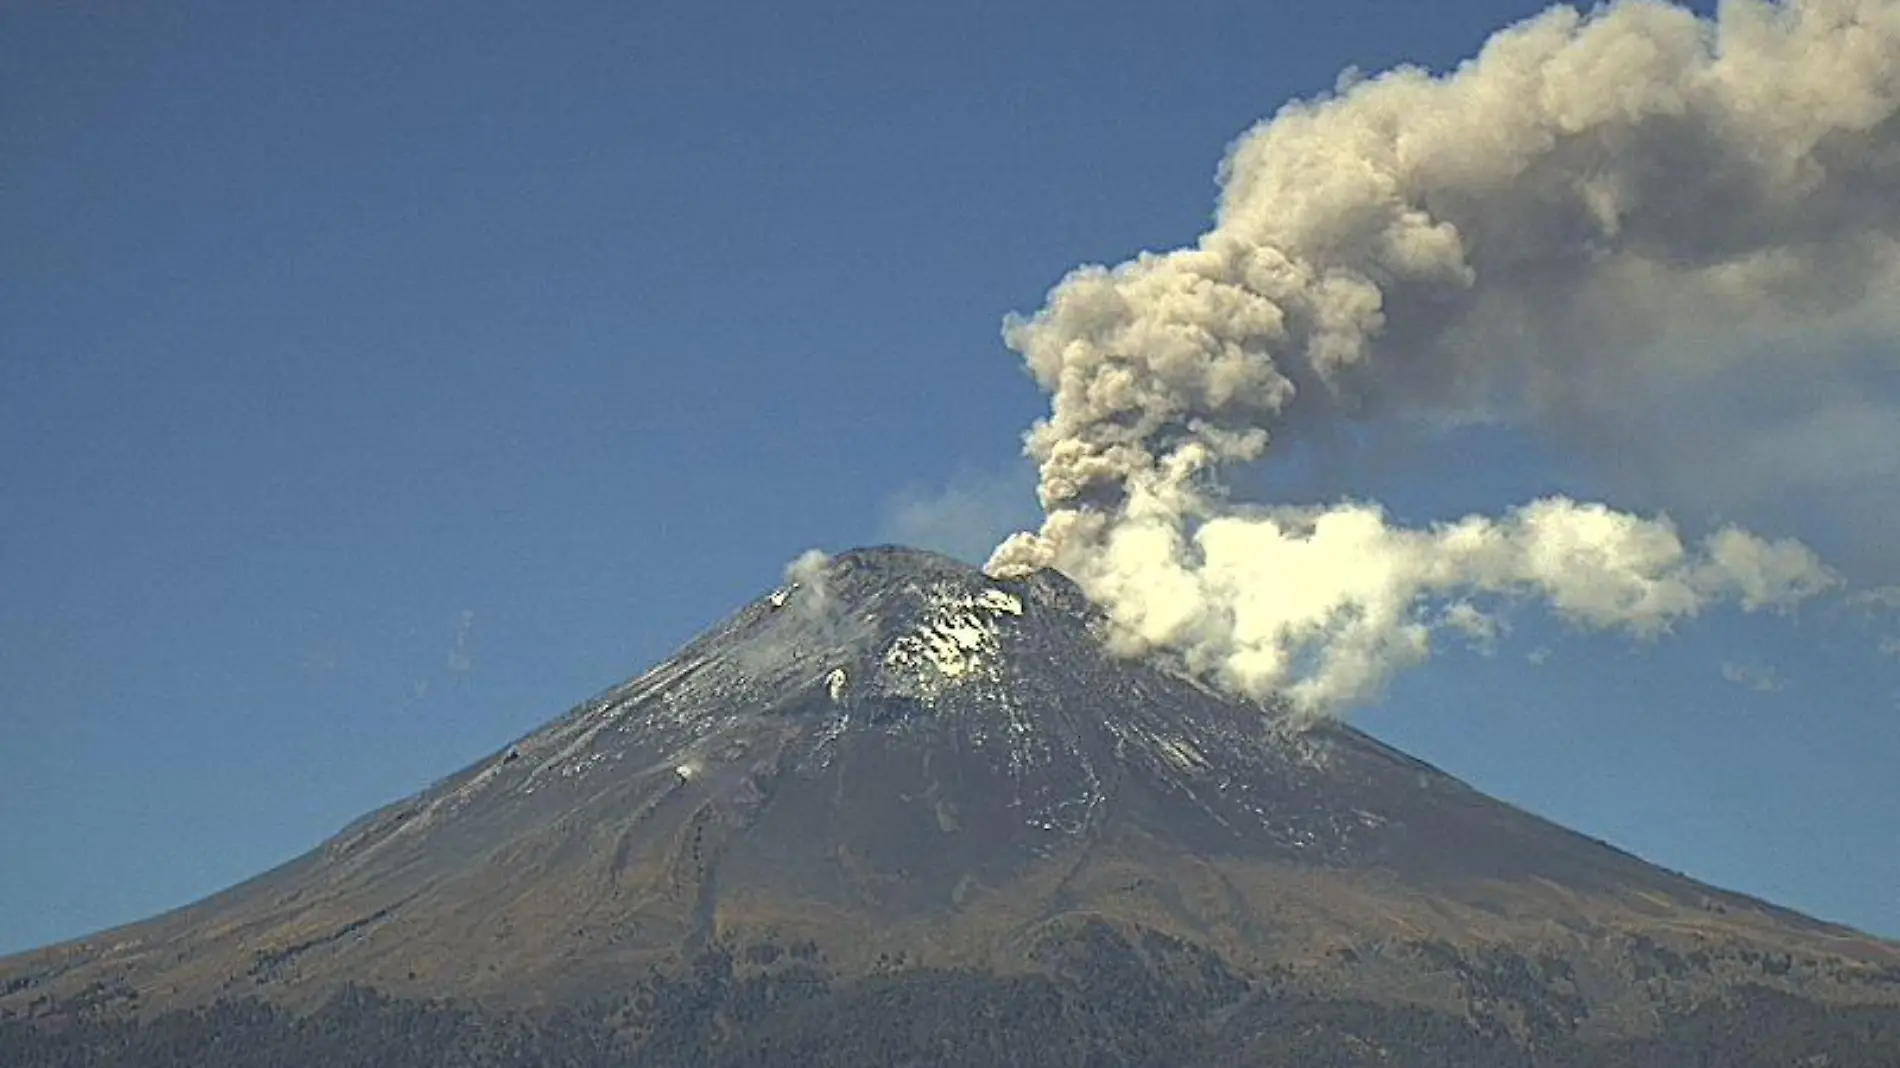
4, 547, 1898, 1065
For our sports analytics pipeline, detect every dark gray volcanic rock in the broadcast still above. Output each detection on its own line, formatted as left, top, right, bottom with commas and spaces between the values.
4, 546, 1898, 1046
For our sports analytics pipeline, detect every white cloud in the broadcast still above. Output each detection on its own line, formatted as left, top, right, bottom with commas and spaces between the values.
1441, 600, 1503, 654
1850, 586, 1900, 613
1000, 490, 1832, 712
1721, 660, 1783, 693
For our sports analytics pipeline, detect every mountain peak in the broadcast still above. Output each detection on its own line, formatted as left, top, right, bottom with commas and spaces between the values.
697, 542, 1104, 719
762, 543, 1096, 644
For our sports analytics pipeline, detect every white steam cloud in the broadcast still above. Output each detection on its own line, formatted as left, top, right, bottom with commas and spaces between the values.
989, 0, 1896, 715
783, 549, 835, 622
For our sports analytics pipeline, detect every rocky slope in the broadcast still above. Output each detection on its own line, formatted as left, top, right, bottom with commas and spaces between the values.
4, 547, 1897, 1063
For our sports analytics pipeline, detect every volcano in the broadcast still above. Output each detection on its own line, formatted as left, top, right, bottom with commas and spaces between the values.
5, 547, 1899, 1066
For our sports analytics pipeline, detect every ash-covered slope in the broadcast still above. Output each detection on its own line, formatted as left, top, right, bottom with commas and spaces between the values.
4, 547, 1897, 1042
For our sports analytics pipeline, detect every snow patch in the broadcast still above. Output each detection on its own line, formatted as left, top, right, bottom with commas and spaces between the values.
882, 586, 1021, 693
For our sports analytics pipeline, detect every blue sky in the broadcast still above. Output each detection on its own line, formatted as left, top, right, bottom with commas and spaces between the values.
3, 0, 1896, 956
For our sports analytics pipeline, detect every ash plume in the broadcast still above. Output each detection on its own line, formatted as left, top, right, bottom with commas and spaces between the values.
989, 0, 1897, 714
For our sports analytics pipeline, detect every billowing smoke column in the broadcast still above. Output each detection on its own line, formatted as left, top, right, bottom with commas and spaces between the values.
989, 0, 1898, 715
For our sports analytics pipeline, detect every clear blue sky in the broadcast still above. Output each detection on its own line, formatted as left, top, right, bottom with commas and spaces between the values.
4, 0, 1895, 956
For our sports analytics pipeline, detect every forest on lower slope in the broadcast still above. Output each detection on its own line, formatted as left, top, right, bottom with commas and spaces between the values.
6, 927, 1900, 1067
